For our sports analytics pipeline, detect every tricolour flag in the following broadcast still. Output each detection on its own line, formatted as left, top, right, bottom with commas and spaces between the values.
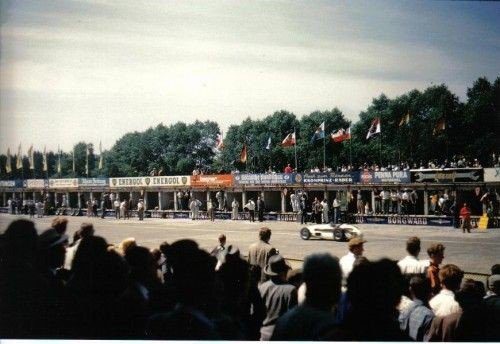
28, 144, 34, 170
433, 118, 446, 135
6, 148, 12, 173
16, 144, 22, 169
399, 112, 410, 127
310, 121, 325, 143
366, 118, 381, 139
215, 133, 224, 150
98, 141, 103, 170
42, 146, 48, 172
281, 132, 296, 147
266, 136, 271, 150
331, 127, 351, 143
85, 145, 90, 176
240, 144, 247, 163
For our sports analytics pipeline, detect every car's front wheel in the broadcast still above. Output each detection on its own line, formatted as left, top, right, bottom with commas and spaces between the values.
300, 227, 311, 240
333, 228, 344, 241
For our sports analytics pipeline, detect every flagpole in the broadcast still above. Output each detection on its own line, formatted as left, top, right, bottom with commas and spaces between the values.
379, 132, 382, 167
293, 128, 298, 172
323, 134, 326, 171
349, 136, 352, 167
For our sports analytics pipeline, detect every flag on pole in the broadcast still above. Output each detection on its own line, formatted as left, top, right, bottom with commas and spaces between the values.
433, 118, 446, 135
240, 144, 247, 163
72, 147, 76, 173
98, 141, 103, 170
85, 145, 90, 176
331, 127, 351, 143
215, 133, 224, 151
28, 144, 34, 170
281, 132, 296, 147
6, 148, 12, 173
366, 118, 381, 139
266, 136, 271, 150
42, 146, 48, 172
57, 145, 62, 174
399, 112, 410, 127
16, 144, 22, 169
310, 121, 325, 143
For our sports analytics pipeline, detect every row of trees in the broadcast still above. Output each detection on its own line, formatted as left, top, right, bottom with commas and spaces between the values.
1, 76, 498, 179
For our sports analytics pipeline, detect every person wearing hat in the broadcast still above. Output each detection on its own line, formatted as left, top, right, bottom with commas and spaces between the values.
339, 237, 367, 281
258, 254, 297, 341
37, 228, 69, 292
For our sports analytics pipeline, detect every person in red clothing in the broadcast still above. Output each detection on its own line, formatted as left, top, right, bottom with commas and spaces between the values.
460, 203, 472, 233
426, 243, 445, 296
284, 164, 293, 174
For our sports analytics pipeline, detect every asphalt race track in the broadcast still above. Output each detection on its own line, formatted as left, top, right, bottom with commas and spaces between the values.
1, 214, 499, 274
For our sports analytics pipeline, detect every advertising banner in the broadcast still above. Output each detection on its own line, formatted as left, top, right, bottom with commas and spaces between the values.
191, 174, 233, 188
48, 178, 78, 189
233, 173, 294, 186
78, 178, 109, 187
109, 176, 190, 188
296, 172, 359, 184
355, 215, 453, 226
411, 168, 483, 183
360, 171, 410, 184
24, 179, 48, 189
484, 168, 500, 182
0, 180, 22, 188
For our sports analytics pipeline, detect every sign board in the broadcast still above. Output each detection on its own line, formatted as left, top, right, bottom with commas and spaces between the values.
233, 173, 293, 186
49, 178, 78, 189
411, 169, 483, 183
78, 178, 109, 187
109, 176, 190, 188
24, 179, 48, 189
191, 174, 233, 188
298, 172, 359, 184
360, 171, 411, 184
484, 168, 500, 182
355, 215, 453, 226
0, 180, 19, 187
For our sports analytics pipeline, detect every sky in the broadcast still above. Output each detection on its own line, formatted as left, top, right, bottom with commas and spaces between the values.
1, 0, 499, 154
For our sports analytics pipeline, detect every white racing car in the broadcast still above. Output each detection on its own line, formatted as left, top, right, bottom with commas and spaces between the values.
300, 223, 363, 241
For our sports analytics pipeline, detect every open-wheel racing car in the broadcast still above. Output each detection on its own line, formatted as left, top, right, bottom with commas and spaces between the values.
300, 223, 363, 241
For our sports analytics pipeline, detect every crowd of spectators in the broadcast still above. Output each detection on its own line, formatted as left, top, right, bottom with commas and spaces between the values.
0, 219, 499, 341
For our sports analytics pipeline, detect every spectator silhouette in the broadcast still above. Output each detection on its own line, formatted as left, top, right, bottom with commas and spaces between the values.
65, 236, 128, 338
51, 216, 69, 235
482, 273, 500, 341
272, 253, 341, 341
147, 239, 221, 340
216, 244, 265, 340
115, 245, 165, 338
331, 259, 408, 341
0, 220, 50, 338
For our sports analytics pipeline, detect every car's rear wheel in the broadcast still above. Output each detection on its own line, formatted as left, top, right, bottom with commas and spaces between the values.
333, 228, 344, 241
300, 227, 311, 240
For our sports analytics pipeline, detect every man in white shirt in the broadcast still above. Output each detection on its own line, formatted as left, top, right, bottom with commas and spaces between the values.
429, 264, 463, 317
321, 198, 329, 223
114, 199, 121, 219
339, 237, 367, 283
397, 236, 429, 275
332, 197, 340, 224
244, 199, 256, 222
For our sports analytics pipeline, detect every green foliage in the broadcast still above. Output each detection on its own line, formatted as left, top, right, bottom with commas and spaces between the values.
1, 76, 498, 178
